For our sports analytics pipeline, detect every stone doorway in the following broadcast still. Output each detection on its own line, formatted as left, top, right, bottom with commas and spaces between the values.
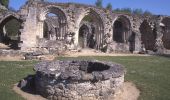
0, 15, 21, 50
78, 9, 104, 50
78, 22, 96, 49
161, 17, 170, 49
113, 16, 131, 43
113, 16, 133, 52
139, 20, 156, 51
41, 7, 67, 41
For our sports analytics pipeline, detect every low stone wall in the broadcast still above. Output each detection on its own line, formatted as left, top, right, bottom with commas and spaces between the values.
34, 60, 125, 100
0, 49, 24, 56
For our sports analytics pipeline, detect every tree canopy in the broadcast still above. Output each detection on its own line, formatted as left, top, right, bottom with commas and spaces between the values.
94, 0, 152, 15
106, 3, 112, 11
95, 0, 103, 8
0, 0, 9, 8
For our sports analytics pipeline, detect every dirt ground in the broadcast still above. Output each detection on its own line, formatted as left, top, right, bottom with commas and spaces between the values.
13, 82, 140, 100
0, 56, 24, 61
64, 49, 150, 57
114, 82, 140, 100
0, 49, 149, 61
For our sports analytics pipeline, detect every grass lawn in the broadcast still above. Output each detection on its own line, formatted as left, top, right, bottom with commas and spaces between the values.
0, 56, 170, 100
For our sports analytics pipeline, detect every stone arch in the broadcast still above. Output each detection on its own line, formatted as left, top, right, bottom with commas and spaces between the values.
78, 23, 90, 48
76, 8, 104, 50
39, 5, 68, 40
139, 20, 157, 51
0, 14, 22, 49
112, 15, 132, 43
161, 17, 170, 49
0, 13, 20, 24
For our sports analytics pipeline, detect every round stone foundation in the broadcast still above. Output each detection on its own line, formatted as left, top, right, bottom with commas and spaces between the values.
34, 60, 125, 100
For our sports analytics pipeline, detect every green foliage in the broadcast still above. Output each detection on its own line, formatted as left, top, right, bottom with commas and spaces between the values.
106, 3, 112, 11
113, 8, 132, 14
113, 7, 152, 15
0, 0, 9, 8
95, 0, 103, 8
122, 8, 132, 14
0, 61, 37, 100
94, 0, 152, 15
143, 10, 152, 16
132, 8, 143, 15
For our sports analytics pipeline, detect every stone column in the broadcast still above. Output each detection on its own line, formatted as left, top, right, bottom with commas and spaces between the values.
37, 21, 44, 38
155, 21, 165, 54
134, 30, 142, 53
74, 29, 79, 46
20, 7, 38, 51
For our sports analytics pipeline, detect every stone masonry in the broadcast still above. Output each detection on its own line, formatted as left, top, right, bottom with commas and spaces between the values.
34, 60, 125, 100
0, 0, 170, 54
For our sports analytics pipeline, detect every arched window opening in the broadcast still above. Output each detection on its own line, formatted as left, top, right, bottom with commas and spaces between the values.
78, 9, 104, 50
113, 16, 131, 43
43, 13, 60, 40
139, 20, 156, 51
161, 18, 170, 49
42, 7, 67, 41
79, 24, 89, 48
0, 16, 21, 50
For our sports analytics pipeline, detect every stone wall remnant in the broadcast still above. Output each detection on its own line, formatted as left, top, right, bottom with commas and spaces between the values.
34, 60, 125, 100
0, 0, 170, 54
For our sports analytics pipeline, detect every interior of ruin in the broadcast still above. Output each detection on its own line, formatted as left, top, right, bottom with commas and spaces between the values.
0, 15, 21, 50
78, 9, 104, 50
162, 17, 170, 49
42, 6, 67, 41
139, 20, 157, 51
113, 16, 131, 43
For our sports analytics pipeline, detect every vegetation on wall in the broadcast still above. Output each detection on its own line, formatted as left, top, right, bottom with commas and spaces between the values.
0, 0, 9, 8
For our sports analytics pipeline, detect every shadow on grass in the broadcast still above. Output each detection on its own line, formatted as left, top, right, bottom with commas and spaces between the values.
17, 75, 37, 95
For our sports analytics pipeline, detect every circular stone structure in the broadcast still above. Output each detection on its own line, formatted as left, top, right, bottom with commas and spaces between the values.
34, 60, 125, 100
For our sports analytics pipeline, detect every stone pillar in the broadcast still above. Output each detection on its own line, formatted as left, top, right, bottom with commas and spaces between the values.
37, 21, 44, 38
20, 7, 38, 51
75, 29, 79, 46
134, 30, 142, 53
155, 21, 165, 54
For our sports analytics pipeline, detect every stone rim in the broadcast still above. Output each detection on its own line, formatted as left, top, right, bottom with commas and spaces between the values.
34, 60, 125, 81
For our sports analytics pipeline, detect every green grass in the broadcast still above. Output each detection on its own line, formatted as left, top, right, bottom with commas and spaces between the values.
58, 56, 170, 100
0, 61, 37, 100
0, 56, 170, 100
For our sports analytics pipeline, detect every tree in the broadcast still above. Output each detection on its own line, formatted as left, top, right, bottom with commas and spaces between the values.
0, 0, 9, 8
106, 3, 112, 11
133, 8, 143, 15
95, 0, 103, 8
121, 8, 132, 14
113, 8, 132, 14
143, 10, 152, 16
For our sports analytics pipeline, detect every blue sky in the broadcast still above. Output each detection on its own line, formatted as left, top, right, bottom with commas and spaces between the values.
9, 0, 170, 15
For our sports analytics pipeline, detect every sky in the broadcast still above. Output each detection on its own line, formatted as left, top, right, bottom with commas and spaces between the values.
9, 0, 170, 16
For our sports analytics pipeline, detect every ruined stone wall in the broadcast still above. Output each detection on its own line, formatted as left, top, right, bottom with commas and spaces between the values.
0, 0, 170, 54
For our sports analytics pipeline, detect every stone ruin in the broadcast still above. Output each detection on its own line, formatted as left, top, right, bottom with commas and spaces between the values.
0, 0, 170, 55
33, 60, 125, 100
